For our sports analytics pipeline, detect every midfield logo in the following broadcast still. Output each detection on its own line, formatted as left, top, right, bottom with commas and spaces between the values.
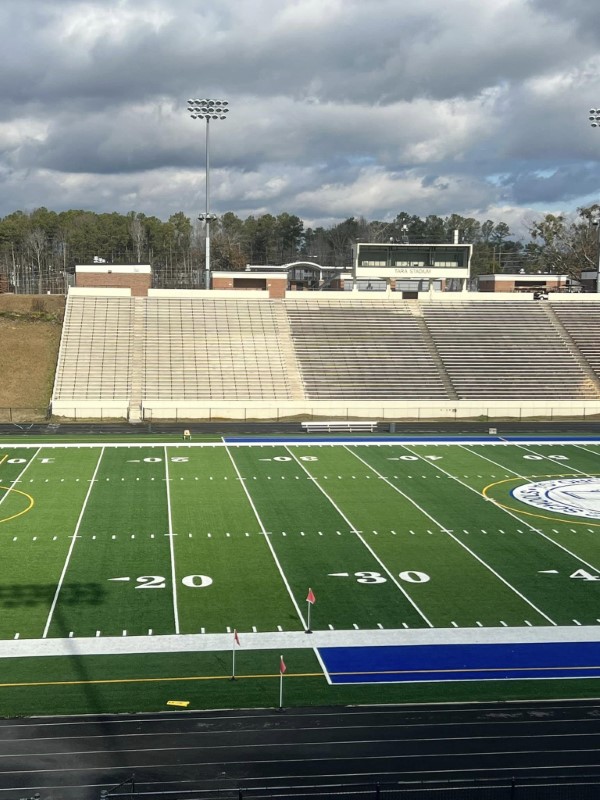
512, 478, 600, 519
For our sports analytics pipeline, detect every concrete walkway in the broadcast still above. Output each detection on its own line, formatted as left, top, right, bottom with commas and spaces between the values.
2, 624, 599, 659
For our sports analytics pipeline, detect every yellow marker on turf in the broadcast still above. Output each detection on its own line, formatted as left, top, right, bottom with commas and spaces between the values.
0, 486, 35, 524
166, 700, 190, 707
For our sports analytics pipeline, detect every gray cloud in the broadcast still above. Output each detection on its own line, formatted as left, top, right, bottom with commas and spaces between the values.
0, 0, 599, 231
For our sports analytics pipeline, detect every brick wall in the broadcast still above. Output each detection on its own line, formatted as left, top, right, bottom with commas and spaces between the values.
75, 271, 152, 296
212, 274, 287, 298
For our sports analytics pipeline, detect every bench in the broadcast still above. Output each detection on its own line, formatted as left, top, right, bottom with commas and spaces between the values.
301, 420, 378, 433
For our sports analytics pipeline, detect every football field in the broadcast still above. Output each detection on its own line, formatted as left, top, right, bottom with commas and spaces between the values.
2, 434, 600, 713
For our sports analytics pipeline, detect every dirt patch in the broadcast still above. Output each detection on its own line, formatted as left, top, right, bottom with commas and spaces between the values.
0, 316, 62, 411
0, 294, 65, 321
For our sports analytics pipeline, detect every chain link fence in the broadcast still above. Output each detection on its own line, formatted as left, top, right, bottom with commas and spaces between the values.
0, 408, 50, 424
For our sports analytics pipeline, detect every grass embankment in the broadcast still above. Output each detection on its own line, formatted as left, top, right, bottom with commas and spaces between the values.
0, 295, 64, 420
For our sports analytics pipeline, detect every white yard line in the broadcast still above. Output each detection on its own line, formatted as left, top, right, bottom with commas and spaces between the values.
223, 442, 307, 628
2, 624, 598, 659
285, 446, 434, 628
42, 447, 105, 639
0, 447, 41, 509
459, 444, 600, 575
347, 445, 557, 626
164, 446, 180, 635
497, 438, 597, 475
572, 442, 600, 460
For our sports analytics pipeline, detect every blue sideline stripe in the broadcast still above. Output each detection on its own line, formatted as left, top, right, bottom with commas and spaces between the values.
224, 435, 600, 445
319, 642, 600, 684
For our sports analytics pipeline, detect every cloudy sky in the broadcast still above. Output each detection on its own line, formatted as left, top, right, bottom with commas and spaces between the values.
2, 0, 600, 232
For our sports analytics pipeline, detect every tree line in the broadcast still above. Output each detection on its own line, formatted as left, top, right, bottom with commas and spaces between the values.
0, 205, 598, 293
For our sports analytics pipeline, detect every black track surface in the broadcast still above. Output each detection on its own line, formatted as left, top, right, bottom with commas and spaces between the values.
3, 420, 600, 437
2, 701, 600, 799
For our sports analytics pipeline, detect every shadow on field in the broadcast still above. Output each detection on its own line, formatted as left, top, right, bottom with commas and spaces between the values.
0, 581, 106, 609
53, 592, 134, 767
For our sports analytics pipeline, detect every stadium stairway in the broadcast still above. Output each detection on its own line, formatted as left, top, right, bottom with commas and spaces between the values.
128, 297, 145, 422
540, 302, 600, 397
271, 300, 305, 399
407, 302, 458, 400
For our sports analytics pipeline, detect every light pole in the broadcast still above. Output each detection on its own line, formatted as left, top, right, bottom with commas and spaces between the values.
187, 98, 229, 289
589, 108, 600, 128
592, 214, 600, 293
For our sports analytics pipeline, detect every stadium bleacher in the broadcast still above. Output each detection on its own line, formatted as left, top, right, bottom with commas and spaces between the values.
285, 297, 449, 399
52, 294, 133, 401
50, 291, 600, 419
421, 300, 599, 399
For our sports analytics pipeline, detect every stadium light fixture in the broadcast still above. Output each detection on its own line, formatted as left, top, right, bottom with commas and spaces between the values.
590, 109, 600, 128
592, 213, 600, 293
187, 98, 230, 289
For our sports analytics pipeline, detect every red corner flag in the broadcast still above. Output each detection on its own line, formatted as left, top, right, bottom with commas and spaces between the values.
234, 629, 241, 646
279, 655, 287, 674
306, 588, 316, 605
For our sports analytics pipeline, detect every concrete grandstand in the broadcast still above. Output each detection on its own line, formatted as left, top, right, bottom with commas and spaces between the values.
51, 284, 600, 422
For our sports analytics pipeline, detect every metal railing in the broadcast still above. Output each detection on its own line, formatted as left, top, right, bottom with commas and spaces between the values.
98, 775, 600, 800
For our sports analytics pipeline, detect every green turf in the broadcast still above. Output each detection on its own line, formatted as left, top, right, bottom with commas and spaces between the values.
2, 437, 600, 715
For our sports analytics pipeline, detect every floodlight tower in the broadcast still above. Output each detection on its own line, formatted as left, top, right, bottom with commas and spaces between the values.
187, 98, 229, 289
589, 108, 600, 128
592, 213, 600, 293
587, 110, 600, 291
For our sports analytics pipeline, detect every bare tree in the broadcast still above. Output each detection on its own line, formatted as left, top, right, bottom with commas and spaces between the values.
128, 213, 146, 263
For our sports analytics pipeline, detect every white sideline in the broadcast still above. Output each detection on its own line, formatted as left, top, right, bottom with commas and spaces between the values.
3, 438, 600, 449
0, 625, 598, 659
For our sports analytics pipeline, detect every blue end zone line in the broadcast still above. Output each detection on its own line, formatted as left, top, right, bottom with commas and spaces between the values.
318, 642, 600, 685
